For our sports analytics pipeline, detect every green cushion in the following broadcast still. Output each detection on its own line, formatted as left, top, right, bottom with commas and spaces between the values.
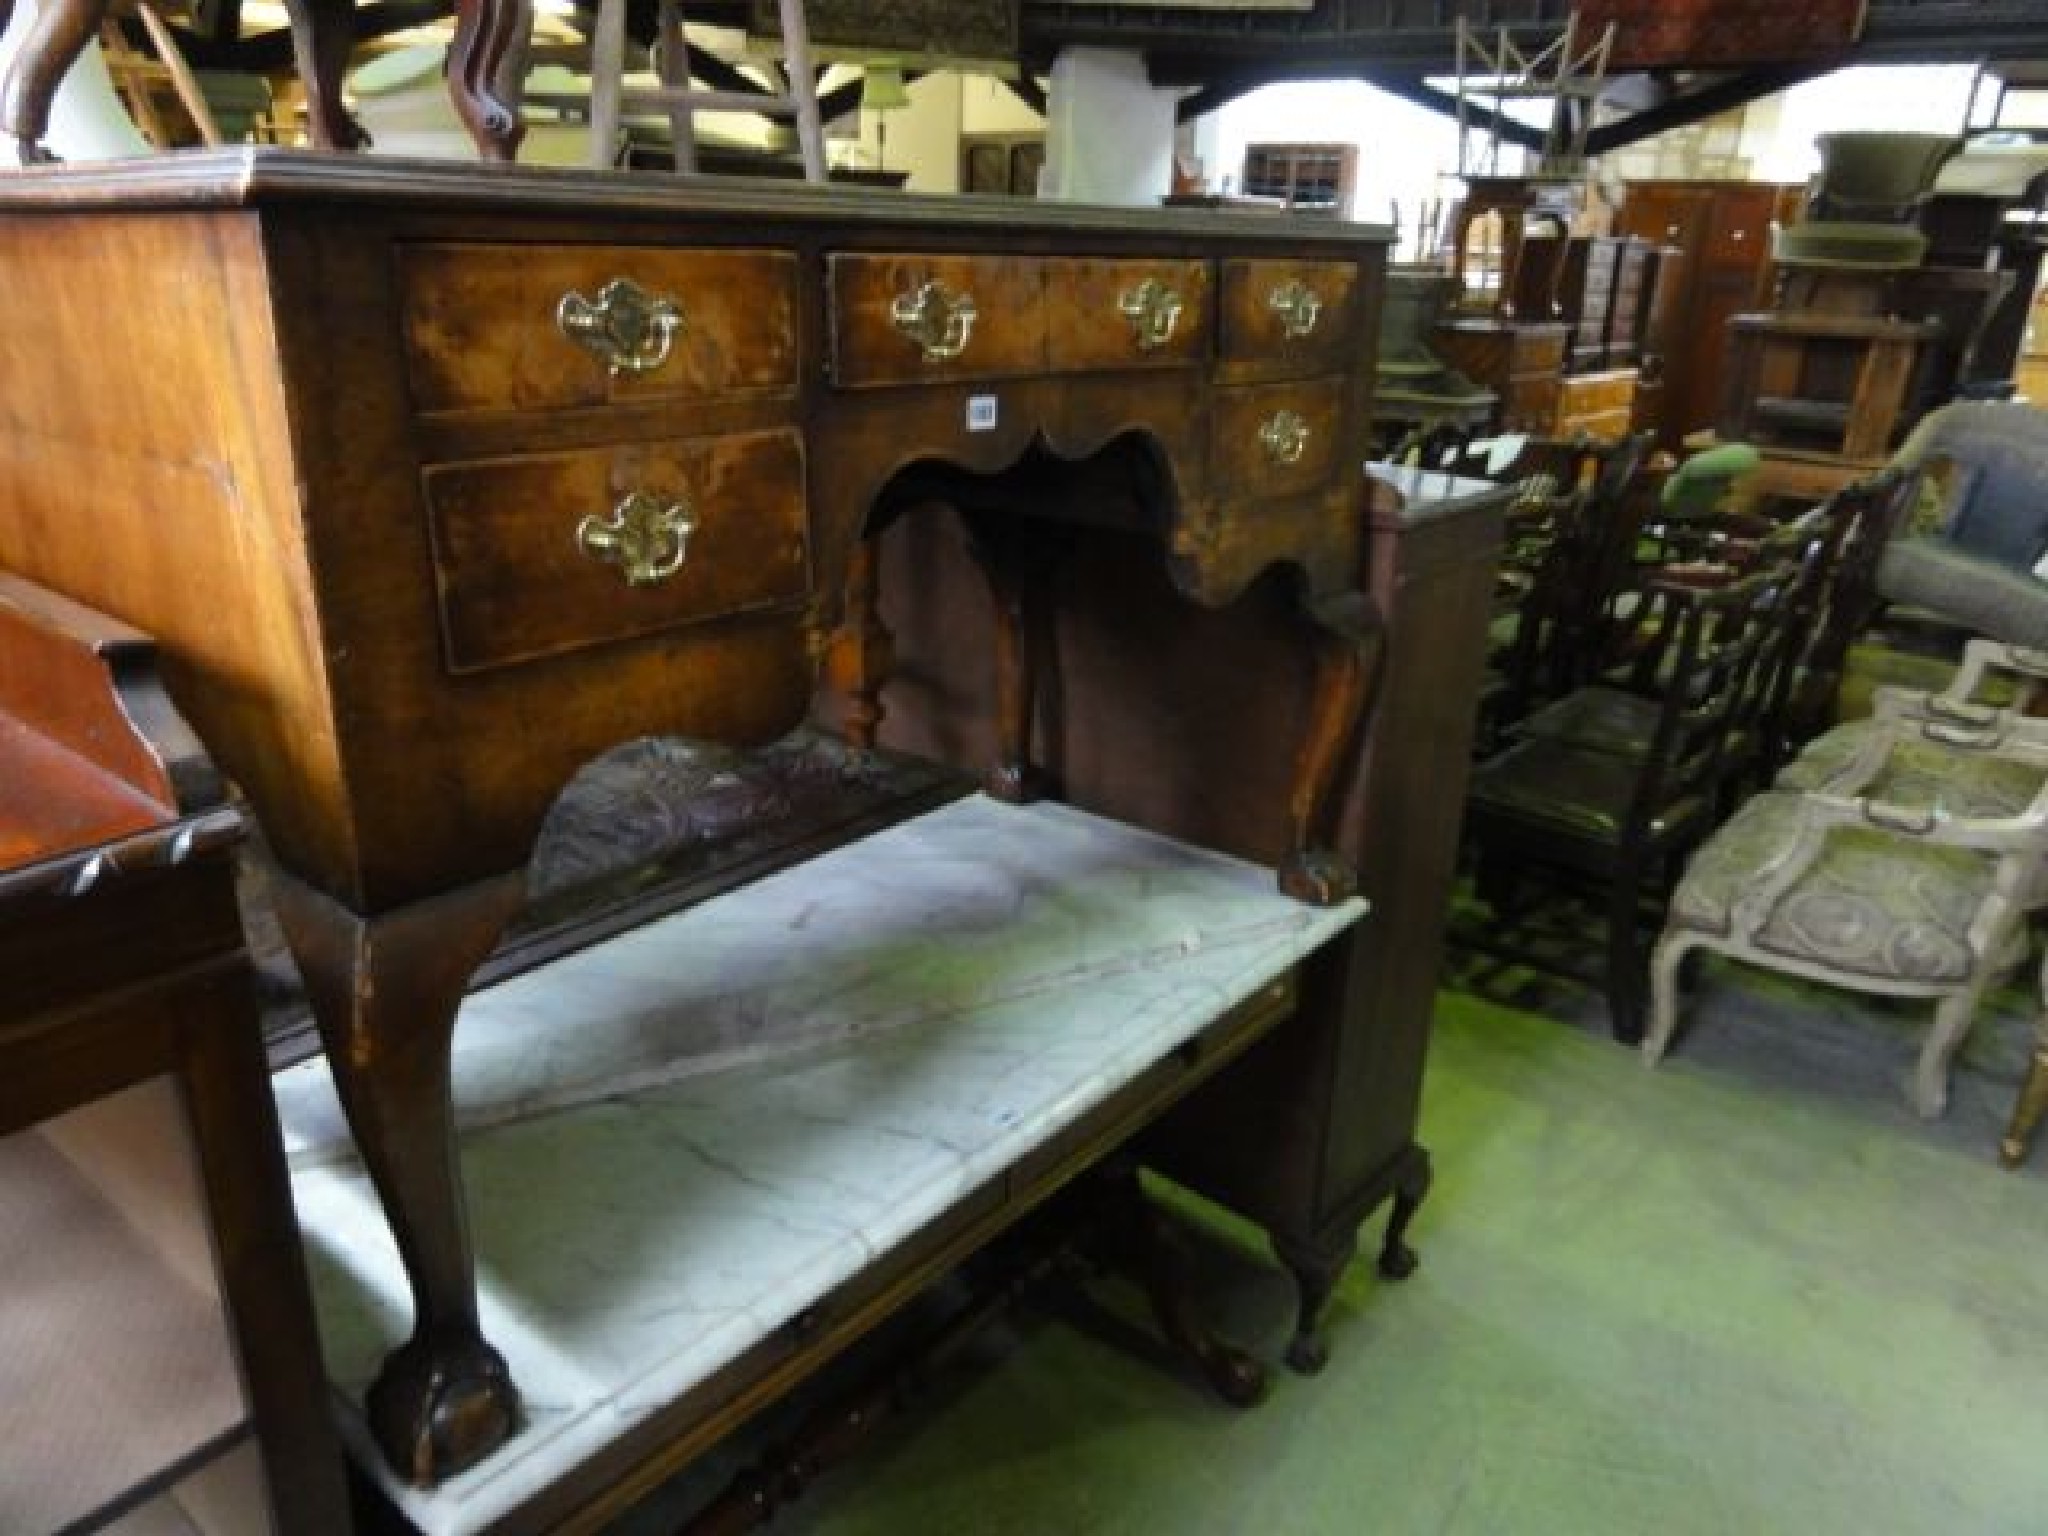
1671, 792, 1998, 984
1776, 723, 2048, 818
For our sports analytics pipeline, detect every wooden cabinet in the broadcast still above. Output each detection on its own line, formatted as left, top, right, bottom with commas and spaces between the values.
1617, 179, 1806, 448
0, 576, 347, 1536
1432, 317, 1571, 433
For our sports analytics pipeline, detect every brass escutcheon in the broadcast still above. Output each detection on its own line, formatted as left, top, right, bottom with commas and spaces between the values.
890, 280, 978, 361
1258, 410, 1311, 466
576, 491, 697, 586
556, 278, 684, 377
1267, 279, 1324, 340
1117, 277, 1184, 351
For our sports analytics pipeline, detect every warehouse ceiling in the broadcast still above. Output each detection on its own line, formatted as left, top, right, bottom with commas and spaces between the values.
174, 0, 2048, 151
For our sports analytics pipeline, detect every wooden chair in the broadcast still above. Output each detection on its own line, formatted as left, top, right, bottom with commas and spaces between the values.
586, 0, 824, 178
1471, 432, 1653, 749
1509, 468, 1919, 792
1463, 568, 1791, 1040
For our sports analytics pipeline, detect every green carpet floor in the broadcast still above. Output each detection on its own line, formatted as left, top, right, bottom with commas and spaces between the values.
623, 981, 2048, 1535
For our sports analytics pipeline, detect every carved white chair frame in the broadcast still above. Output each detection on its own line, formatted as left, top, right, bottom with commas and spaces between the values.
1644, 714, 2048, 1119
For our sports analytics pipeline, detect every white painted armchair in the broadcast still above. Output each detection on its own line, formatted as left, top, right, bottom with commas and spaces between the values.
1643, 714, 2048, 1118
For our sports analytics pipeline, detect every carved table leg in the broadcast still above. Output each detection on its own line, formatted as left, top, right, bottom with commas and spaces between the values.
824, 535, 895, 752
273, 870, 527, 1487
0, 0, 107, 163
1271, 1227, 1357, 1376
448, 0, 531, 161
1098, 1162, 1265, 1406
287, 0, 368, 148
1279, 589, 1387, 905
964, 512, 1072, 805
1378, 1144, 1433, 1281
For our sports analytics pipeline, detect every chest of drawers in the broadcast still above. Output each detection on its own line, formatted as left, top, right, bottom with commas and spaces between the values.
0, 150, 1390, 1489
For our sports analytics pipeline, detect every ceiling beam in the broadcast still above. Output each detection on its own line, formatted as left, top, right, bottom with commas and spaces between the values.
1583, 63, 1828, 155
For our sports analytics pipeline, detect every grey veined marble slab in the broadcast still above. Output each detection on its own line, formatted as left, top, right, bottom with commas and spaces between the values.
276, 796, 1366, 1535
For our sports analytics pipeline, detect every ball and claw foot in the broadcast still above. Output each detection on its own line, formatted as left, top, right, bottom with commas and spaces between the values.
1278, 847, 1357, 906
984, 760, 1053, 805
1203, 1344, 1269, 1408
367, 1332, 521, 1488
1284, 1328, 1330, 1376
1377, 1236, 1420, 1281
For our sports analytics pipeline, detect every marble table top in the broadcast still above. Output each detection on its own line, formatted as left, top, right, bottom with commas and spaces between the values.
275, 797, 1366, 1535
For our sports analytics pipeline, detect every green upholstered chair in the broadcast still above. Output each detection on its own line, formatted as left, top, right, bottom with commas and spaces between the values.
1644, 715, 2048, 1119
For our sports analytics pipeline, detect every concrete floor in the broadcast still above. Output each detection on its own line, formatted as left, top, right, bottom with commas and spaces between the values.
625, 960, 2048, 1535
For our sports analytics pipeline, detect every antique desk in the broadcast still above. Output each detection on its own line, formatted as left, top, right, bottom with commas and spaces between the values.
0, 150, 1392, 1487
0, 574, 349, 1533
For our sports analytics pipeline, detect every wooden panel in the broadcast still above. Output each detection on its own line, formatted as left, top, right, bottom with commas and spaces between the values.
1044, 257, 1211, 371
1210, 379, 1343, 501
423, 428, 809, 674
1507, 324, 1569, 373
1217, 258, 1359, 373
1504, 376, 1562, 433
400, 245, 800, 415
828, 253, 1045, 387
1704, 185, 1780, 271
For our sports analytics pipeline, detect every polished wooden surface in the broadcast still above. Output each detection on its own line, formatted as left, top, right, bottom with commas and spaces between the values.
0, 576, 349, 1536
1616, 180, 1806, 451
0, 148, 1391, 1487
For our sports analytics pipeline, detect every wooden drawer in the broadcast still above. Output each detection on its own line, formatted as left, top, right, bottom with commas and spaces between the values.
829, 253, 1045, 386
1218, 259, 1359, 373
1045, 258, 1211, 371
1211, 378, 1344, 501
1557, 404, 1635, 441
399, 244, 800, 415
1557, 368, 1637, 418
423, 428, 809, 674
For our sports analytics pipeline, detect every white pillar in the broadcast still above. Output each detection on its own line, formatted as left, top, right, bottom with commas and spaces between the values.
0, 0, 150, 160
1042, 46, 1176, 206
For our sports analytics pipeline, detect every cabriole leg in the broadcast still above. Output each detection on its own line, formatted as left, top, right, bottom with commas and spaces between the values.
273, 870, 526, 1486
1280, 589, 1387, 905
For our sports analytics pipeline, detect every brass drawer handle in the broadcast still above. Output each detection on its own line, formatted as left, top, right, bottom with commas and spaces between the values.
1259, 410, 1311, 465
556, 277, 684, 377
577, 491, 697, 586
1267, 279, 1324, 340
890, 279, 978, 361
1118, 277, 1184, 351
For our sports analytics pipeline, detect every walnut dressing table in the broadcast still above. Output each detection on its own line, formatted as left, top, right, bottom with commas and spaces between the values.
0, 149, 1392, 1488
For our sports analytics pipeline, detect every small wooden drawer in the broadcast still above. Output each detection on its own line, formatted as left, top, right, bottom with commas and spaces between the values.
1218, 259, 1359, 373
423, 428, 809, 674
399, 244, 800, 416
1559, 405, 1635, 441
1558, 368, 1637, 418
828, 253, 1045, 386
1211, 379, 1344, 501
1045, 258, 1211, 371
